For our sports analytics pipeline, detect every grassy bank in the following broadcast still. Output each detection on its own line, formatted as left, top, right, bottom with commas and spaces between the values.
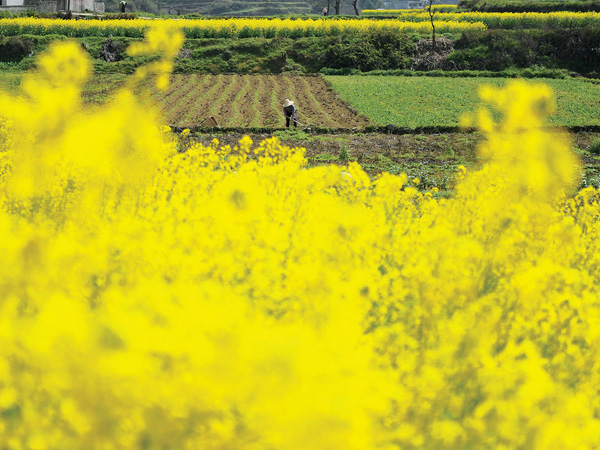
1, 27, 600, 76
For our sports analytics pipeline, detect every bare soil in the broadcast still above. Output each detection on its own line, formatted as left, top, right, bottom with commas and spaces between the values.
154, 74, 370, 129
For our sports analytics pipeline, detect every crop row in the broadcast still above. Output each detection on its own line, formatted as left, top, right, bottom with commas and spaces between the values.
361, 10, 600, 28
0, 17, 485, 38
143, 74, 369, 129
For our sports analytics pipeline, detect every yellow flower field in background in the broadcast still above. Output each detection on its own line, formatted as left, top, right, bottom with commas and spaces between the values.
1, 26, 600, 450
0, 16, 485, 38
362, 9, 600, 28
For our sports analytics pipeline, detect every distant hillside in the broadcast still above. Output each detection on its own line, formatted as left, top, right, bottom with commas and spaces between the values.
109, 0, 382, 16
156, 0, 315, 16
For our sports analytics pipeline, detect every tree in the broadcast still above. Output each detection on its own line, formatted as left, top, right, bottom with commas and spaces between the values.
427, 0, 437, 50
352, 0, 359, 15
335, 0, 341, 15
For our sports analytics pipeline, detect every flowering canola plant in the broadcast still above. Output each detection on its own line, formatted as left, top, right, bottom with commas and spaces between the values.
1, 26, 600, 450
361, 10, 600, 28
0, 16, 485, 38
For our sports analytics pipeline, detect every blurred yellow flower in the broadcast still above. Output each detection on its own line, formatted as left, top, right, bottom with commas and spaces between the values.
0, 34, 598, 450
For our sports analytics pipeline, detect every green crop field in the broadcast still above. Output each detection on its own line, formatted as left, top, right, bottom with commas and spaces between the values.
325, 76, 600, 128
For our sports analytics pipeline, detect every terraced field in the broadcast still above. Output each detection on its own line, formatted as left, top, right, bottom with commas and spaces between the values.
326, 75, 600, 128
145, 74, 370, 129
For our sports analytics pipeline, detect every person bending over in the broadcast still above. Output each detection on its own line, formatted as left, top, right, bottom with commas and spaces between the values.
282, 99, 298, 128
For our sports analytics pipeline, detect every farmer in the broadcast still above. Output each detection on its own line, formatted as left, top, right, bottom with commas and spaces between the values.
119, 0, 127, 12
282, 99, 298, 128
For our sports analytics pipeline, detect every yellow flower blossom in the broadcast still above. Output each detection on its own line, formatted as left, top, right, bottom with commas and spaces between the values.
0, 34, 600, 450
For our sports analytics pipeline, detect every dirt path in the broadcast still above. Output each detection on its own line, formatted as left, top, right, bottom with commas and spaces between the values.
153, 74, 370, 129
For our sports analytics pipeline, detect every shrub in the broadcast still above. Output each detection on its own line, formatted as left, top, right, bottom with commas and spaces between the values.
339, 145, 350, 161
589, 139, 600, 155
321, 31, 413, 72
102, 13, 138, 20
450, 28, 600, 74
0, 36, 36, 62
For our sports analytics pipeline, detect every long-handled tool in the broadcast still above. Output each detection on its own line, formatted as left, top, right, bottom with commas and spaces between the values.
280, 111, 305, 127
298, 110, 325, 127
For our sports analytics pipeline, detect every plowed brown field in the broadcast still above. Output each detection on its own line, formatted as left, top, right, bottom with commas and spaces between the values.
147, 74, 370, 129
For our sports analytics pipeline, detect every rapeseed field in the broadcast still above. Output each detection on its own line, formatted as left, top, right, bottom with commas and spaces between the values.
0, 26, 599, 450
362, 10, 600, 28
0, 16, 485, 38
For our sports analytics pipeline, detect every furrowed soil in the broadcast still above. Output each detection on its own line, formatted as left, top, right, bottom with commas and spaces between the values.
148, 74, 370, 129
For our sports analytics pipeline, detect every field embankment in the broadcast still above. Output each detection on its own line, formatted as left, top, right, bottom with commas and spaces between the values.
2, 19, 600, 76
